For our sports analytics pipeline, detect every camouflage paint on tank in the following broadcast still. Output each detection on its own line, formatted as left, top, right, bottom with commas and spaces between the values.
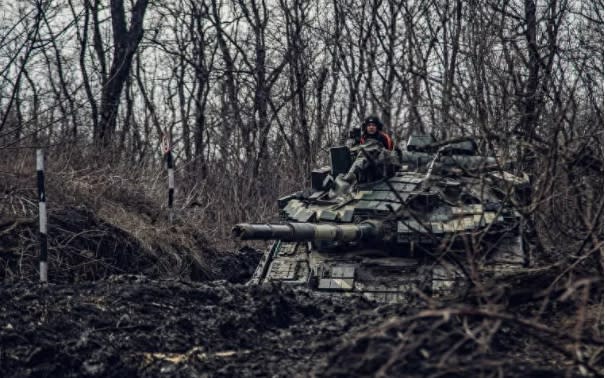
235, 135, 530, 303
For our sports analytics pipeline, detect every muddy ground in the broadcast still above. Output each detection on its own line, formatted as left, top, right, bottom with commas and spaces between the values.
0, 266, 601, 377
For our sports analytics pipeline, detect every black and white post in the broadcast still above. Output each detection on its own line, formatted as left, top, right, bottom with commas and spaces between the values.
36, 149, 48, 282
167, 149, 174, 223
162, 133, 175, 224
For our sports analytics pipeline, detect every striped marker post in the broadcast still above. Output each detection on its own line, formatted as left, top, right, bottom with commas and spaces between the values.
162, 133, 174, 224
167, 150, 174, 223
36, 149, 48, 282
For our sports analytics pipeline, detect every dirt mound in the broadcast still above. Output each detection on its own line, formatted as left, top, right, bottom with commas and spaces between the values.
0, 163, 261, 284
211, 247, 263, 283
321, 309, 566, 377
0, 207, 155, 282
0, 205, 260, 284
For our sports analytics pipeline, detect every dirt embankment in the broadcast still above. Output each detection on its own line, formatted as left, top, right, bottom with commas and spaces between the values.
0, 164, 261, 284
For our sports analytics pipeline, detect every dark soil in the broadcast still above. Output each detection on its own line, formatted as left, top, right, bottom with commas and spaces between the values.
0, 274, 598, 377
0, 278, 372, 377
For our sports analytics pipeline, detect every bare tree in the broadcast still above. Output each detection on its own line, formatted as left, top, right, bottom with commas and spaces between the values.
97, 0, 149, 146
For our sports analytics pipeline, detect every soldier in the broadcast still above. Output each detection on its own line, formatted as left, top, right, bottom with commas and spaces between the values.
360, 115, 394, 150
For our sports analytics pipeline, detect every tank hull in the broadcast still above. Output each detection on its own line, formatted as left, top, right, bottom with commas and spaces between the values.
249, 235, 526, 303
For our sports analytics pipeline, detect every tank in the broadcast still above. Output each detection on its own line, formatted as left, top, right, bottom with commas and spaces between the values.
233, 134, 530, 303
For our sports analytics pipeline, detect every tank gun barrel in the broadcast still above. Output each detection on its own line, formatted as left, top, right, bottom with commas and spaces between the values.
232, 221, 382, 242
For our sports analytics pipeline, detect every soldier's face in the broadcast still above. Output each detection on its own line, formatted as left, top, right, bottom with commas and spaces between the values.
366, 124, 377, 134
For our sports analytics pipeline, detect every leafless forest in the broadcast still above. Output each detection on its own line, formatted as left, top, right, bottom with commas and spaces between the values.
1, 0, 603, 235
0, 0, 603, 376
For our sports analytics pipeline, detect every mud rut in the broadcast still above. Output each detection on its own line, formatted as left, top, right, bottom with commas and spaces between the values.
0, 208, 598, 377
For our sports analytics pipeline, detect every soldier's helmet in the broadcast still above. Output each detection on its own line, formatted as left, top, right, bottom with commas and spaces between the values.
363, 115, 383, 131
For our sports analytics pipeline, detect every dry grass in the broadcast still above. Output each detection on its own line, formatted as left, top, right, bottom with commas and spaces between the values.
0, 148, 225, 282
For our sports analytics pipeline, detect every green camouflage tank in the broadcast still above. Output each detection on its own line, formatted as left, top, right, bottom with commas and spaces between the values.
233, 134, 530, 303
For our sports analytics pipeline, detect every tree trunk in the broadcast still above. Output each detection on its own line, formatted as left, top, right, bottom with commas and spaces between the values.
97, 0, 149, 147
